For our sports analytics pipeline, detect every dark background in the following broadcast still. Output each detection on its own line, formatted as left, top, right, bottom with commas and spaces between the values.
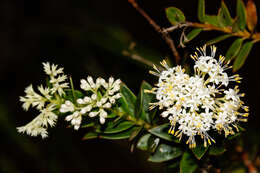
0, 0, 259, 172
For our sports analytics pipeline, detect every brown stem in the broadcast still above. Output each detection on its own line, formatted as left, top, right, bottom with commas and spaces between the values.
128, 0, 181, 64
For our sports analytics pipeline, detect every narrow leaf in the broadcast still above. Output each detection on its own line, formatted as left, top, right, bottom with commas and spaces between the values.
149, 124, 180, 143
99, 126, 139, 140
218, 1, 233, 26
246, 0, 258, 32
225, 38, 244, 61
184, 28, 203, 44
233, 41, 254, 71
180, 152, 198, 173
191, 144, 209, 160
120, 83, 136, 117
209, 145, 226, 156
166, 7, 186, 25
198, 0, 206, 22
148, 144, 183, 163
206, 34, 232, 46
100, 121, 135, 134
204, 15, 220, 27
129, 126, 143, 141
137, 134, 152, 151
82, 132, 98, 140
236, 0, 247, 30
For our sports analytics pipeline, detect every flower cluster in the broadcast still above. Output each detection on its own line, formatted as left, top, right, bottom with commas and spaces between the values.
17, 63, 69, 138
147, 45, 248, 148
60, 76, 121, 130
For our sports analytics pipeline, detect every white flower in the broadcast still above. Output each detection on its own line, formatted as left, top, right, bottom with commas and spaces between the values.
65, 111, 82, 130
43, 62, 64, 77
148, 45, 248, 148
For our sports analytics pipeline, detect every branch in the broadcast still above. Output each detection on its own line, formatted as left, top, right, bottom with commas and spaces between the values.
128, 0, 181, 64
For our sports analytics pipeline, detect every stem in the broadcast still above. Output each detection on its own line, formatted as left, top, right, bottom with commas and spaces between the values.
69, 76, 76, 101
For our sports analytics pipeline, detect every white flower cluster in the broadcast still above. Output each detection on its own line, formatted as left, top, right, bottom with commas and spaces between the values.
60, 76, 121, 130
17, 62, 69, 138
148, 45, 248, 148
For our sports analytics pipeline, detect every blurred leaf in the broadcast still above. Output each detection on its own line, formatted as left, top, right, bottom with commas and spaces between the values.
184, 28, 203, 44
236, 0, 247, 30
99, 126, 139, 140
246, 0, 258, 32
64, 89, 84, 102
218, 1, 233, 26
107, 112, 117, 118
137, 134, 152, 151
191, 144, 209, 160
180, 152, 198, 173
198, 0, 206, 22
205, 15, 220, 27
233, 41, 254, 71
120, 83, 136, 117
149, 124, 180, 143
82, 132, 98, 140
166, 7, 186, 25
148, 144, 182, 163
129, 126, 143, 141
167, 162, 180, 173
227, 132, 241, 140
209, 145, 226, 156
225, 38, 244, 61
81, 122, 95, 128
206, 34, 232, 46
135, 81, 154, 123
99, 121, 135, 134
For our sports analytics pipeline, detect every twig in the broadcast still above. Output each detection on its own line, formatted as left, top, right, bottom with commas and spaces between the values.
236, 146, 258, 173
128, 0, 181, 64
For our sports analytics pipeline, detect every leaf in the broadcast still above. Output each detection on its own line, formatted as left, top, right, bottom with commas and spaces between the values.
148, 144, 183, 163
225, 38, 244, 61
135, 81, 154, 123
137, 134, 152, 151
184, 28, 203, 44
209, 145, 226, 156
191, 144, 209, 160
246, 0, 258, 32
206, 34, 232, 46
233, 41, 254, 71
99, 121, 135, 134
148, 124, 180, 143
218, 1, 233, 27
64, 89, 84, 102
129, 126, 143, 141
236, 0, 247, 30
82, 132, 98, 140
107, 112, 117, 119
198, 0, 206, 22
180, 152, 198, 173
204, 15, 220, 27
166, 7, 186, 25
120, 83, 136, 117
149, 137, 160, 153
81, 122, 95, 128
99, 126, 139, 140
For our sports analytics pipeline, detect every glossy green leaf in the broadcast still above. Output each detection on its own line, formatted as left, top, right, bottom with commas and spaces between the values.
233, 41, 254, 71
198, 0, 206, 22
149, 137, 160, 153
218, 1, 233, 27
82, 132, 98, 140
148, 124, 180, 143
209, 145, 226, 156
166, 7, 186, 25
120, 83, 136, 117
100, 121, 135, 134
99, 126, 139, 140
135, 81, 154, 123
236, 0, 247, 30
148, 144, 183, 163
205, 15, 220, 27
180, 152, 198, 173
206, 34, 232, 46
184, 28, 203, 44
192, 144, 209, 160
225, 38, 244, 61
137, 134, 152, 151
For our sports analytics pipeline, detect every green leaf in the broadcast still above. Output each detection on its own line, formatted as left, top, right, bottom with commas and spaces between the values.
209, 145, 226, 156
225, 38, 244, 61
120, 83, 136, 117
99, 126, 139, 140
99, 121, 135, 134
81, 122, 95, 128
236, 0, 247, 31
204, 15, 220, 27
233, 41, 254, 71
148, 144, 183, 163
137, 134, 152, 151
206, 34, 232, 46
82, 132, 98, 140
107, 112, 117, 119
166, 7, 186, 25
192, 144, 209, 160
184, 28, 203, 44
218, 1, 233, 27
64, 89, 84, 102
180, 152, 198, 173
148, 124, 180, 143
135, 81, 154, 123
129, 126, 143, 141
198, 0, 206, 22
